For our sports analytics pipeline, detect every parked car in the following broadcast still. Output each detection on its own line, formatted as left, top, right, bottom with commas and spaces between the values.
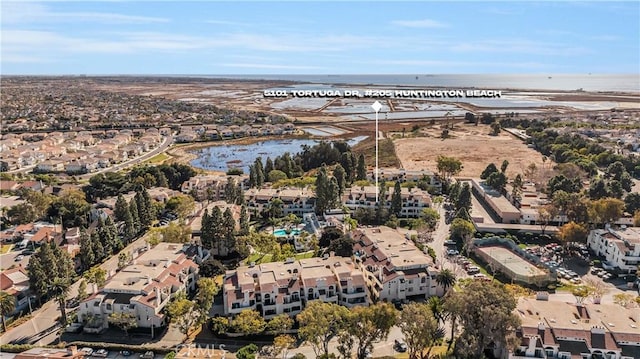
80, 348, 94, 357
64, 323, 83, 333
444, 240, 457, 246
120, 351, 132, 357
140, 351, 154, 359
394, 339, 408, 352
93, 349, 108, 357
447, 249, 459, 256
15, 255, 24, 261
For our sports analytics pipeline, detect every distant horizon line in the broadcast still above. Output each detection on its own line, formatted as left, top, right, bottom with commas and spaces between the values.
2, 73, 639, 76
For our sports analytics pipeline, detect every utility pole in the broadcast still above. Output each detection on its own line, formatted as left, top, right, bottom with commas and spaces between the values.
371, 101, 382, 204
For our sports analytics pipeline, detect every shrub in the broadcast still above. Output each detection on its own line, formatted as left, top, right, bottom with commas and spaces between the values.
236, 344, 259, 359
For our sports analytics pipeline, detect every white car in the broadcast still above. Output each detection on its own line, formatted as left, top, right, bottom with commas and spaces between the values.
80, 348, 94, 357
93, 349, 108, 357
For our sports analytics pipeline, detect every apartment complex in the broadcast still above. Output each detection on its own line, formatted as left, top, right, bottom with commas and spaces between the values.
78, 243, 199, 332
243, 187, 316, 218
342, 186, 432, 218
471, 179, 521, 224
371, 168, 442, 192
180, 174, 249, 200
223, 255, 369, 319
510, 297, 640, 359
587, 226, 640, 274
352, 226, 441, 302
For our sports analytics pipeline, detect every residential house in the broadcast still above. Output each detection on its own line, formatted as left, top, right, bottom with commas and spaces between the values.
342, 186, 432, 218
0, 267, 32, 314
509, 297, 639, 359
77, 243, 199, 332
223, 255, 369, 319
352, 226, 442, 302
587, 226, 640, 274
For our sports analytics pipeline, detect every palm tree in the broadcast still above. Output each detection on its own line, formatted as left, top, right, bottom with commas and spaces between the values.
427, 296, 448, 325
50, 278, 70, 325
435, 268, 457, 292
0, 291, 16, 332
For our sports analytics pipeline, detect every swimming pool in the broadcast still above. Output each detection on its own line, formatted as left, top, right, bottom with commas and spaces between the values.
273, 229, 301, 237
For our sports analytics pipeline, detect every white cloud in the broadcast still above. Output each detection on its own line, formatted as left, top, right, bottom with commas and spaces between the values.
391, 19, 448, 28
1, 2, 169, 25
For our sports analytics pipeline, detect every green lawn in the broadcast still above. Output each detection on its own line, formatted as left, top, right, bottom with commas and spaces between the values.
145, 152, 170, 164
245, 251, 315, 265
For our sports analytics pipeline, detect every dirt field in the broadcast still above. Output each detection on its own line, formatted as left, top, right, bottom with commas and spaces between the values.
394, 124, 548, 178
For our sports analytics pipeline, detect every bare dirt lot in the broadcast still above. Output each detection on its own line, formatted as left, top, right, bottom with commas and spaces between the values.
394, 124, 547, 178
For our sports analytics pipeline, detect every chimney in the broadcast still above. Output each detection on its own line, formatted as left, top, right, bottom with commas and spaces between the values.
67, 346, 78, 356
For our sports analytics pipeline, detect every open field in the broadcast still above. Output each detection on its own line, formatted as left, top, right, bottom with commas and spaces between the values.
394, 123, 548, 178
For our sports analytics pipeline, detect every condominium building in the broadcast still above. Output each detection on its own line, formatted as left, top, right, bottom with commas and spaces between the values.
180, 174, 249, 200
470, 179, 521, 224
243, 187, 316, 218
509, 297, 640, 359
342, 186, 432, 218
370, 168, 442, 192
587, 226, 640, 274
223, 255, 369, 319
78, 243, 199, 332
352, 226, 441, 302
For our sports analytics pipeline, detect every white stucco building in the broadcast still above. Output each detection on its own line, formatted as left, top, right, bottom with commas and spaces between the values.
587, 226, 640, 274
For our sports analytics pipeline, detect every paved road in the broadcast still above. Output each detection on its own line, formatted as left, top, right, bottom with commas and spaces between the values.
0, 235, 152, 346
0, 247, 32, 271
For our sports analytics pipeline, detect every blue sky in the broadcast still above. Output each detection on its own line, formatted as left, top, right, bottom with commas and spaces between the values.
1, 1, 639, 75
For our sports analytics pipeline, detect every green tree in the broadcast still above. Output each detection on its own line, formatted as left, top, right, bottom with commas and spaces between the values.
236, 344, 259, 359
239, 205, 250, 236
356, 154, 367, 181
511, 173, 524, 201
315, 166, 339, 214
194, 277, 219, 314
114, 194, 130, 223
445, 281, 520, 359
222, 207, 237, 253
390, 181, 402, 216
399, 303, 443, 359
52, 189, 91, 228
273, 334, 296, 359
327, 236, 354, 257
166, 194, 196, 220
558, 221, 589, 247
436, 156, 462, 181
84, 266, 107, 291
135, 188, 153, 228
0, 291, 15, 332
51, 278, 70, 324
449, 218, 475, 244
79, 229, 96, 270
267, 314, 294, 334
486, 171, 507, 193
500, 159, 509, 173
108, 312, 137, 335
333, 164, 347, 196
589, 197, 625, 226
159, 222, 192, 243
231, 309, 266, 335
166, 294, 203, 338
480, 163, 498, 180
268, 170, 288, 183
117, 252, 132, 270
420, 208, 440, 230
77, 280, 88, 301
199, 257, 225, 278
297, 301, 350, 358
346, 302, 398, 359
435, 268, 456, 293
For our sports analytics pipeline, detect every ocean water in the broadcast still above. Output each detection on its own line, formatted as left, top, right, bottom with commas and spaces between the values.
196, 74, 639, 93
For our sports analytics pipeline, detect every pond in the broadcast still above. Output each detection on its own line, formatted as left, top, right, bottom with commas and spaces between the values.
190, 136, 368, 173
